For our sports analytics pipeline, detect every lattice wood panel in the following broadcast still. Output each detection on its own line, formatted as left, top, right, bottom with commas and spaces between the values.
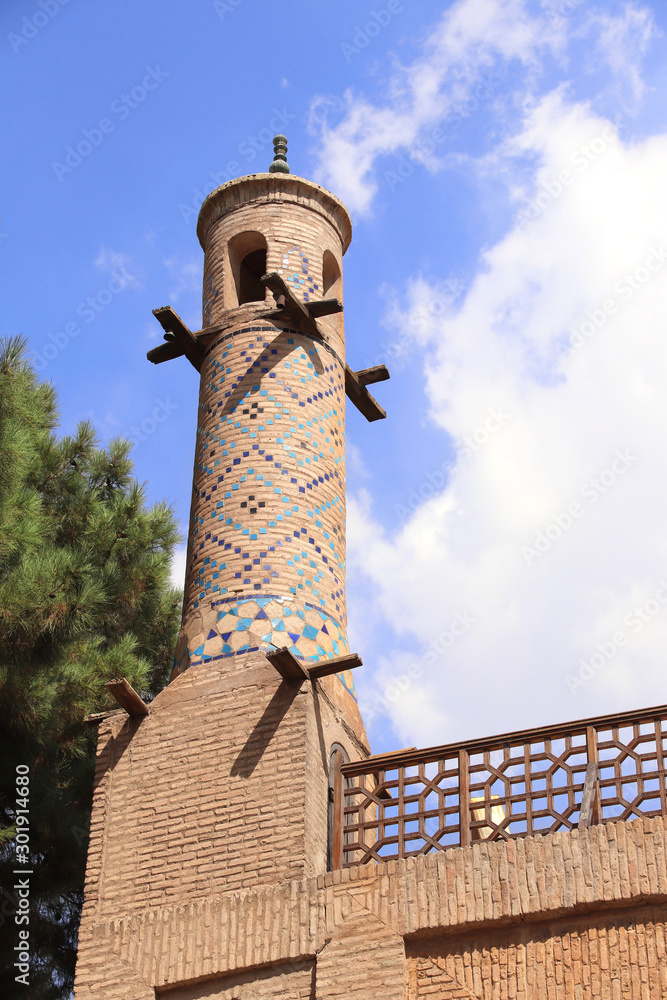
337, 705, 667, 867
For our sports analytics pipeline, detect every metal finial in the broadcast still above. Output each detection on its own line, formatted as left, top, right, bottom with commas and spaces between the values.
269, 134, 290, 174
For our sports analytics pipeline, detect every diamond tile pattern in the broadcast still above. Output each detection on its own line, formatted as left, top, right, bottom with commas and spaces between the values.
172, 594, 357, 701
172, 255, 355, 703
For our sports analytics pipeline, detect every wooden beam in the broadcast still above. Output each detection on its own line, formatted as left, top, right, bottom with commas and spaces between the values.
371, 746, 417, 758
266, 647, 310, 684
355, 365, 390, 386
104, 678, 149, 717
149, 306, 205, 372
189, 320, 227, 340
261, 272, 322, 337
585, 725, 601, 826
146, 341, 184, 365
578, 763, 600, 830
147, 318, 235, 366
307, 298, 343, 318
344, 365, 386, 422
307, 652, 363, 679
83, 710, 118, 725
341, 702, 667, 777
370, 745, 417, 802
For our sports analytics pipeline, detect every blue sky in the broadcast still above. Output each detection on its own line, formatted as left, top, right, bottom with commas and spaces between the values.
4, 0, 667, 754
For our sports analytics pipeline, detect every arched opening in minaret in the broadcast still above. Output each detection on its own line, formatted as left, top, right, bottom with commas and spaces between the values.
228, 231, 268, 306
322, 250, 343, 339
322, 250, 342, 299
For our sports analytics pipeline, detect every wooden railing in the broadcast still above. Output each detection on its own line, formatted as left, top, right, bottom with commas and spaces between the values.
333, 703, 667, 868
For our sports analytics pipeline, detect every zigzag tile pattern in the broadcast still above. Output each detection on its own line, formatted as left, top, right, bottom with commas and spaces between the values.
173, 314, 354, 702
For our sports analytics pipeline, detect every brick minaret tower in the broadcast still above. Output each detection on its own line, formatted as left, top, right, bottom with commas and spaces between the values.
73, 139, 389, 998
72, 139, 667, 1000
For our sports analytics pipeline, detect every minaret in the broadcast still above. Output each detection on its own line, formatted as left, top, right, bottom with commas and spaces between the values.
73, 139, 388, 998
150, 135, 388, 738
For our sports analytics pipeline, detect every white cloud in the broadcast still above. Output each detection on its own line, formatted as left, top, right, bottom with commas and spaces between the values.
581, 3, 657, 103
94, 247, 138, 284
170, 543, 187, 590
308, 0, 658, 216
348, 89, 667, 747
309, 0, 568, 213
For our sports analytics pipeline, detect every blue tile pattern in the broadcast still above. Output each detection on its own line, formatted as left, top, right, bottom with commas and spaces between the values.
276, 245, 318, 303
172, 318, 355, 702
172, 594, 356, 701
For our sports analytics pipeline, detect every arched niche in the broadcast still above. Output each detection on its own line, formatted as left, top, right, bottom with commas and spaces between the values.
322, 250, 343, 339
322, 249, 342, 299
228, 231, 268, 306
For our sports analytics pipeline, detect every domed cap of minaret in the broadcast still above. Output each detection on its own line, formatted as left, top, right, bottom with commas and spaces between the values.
197, 138, 352, 253
268, 134, 290, 174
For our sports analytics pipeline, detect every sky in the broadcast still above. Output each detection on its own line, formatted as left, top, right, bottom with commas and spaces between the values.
3, 0, 667, 755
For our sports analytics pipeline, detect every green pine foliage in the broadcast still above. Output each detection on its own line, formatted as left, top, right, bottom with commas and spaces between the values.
0, 336, 182, 997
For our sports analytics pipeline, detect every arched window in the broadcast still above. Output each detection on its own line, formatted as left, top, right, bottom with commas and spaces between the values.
322, 250, 343, 340
228, 231, 268, 306
327, 743, 349, 871
322, 250, 342, 299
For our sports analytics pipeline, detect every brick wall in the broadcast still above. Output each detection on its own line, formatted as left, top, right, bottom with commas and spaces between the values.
74, 650, 369, 996
82, 655, 368, 924
74, 815, 667, 997
157, 958, 315, 1000
409, 907, 667, 998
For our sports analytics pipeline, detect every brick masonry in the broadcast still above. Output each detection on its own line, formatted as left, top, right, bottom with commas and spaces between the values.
408, 907, 667, 999
173, 176, 359, 724
75, 811, 667, 997
77, 654, 369, 925
73, 170, 666, 997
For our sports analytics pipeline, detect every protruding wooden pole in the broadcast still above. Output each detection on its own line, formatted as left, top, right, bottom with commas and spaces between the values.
104, 678, 149, 717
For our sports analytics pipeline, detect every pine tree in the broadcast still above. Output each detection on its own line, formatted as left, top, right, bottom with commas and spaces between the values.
0, 337, 182, 997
